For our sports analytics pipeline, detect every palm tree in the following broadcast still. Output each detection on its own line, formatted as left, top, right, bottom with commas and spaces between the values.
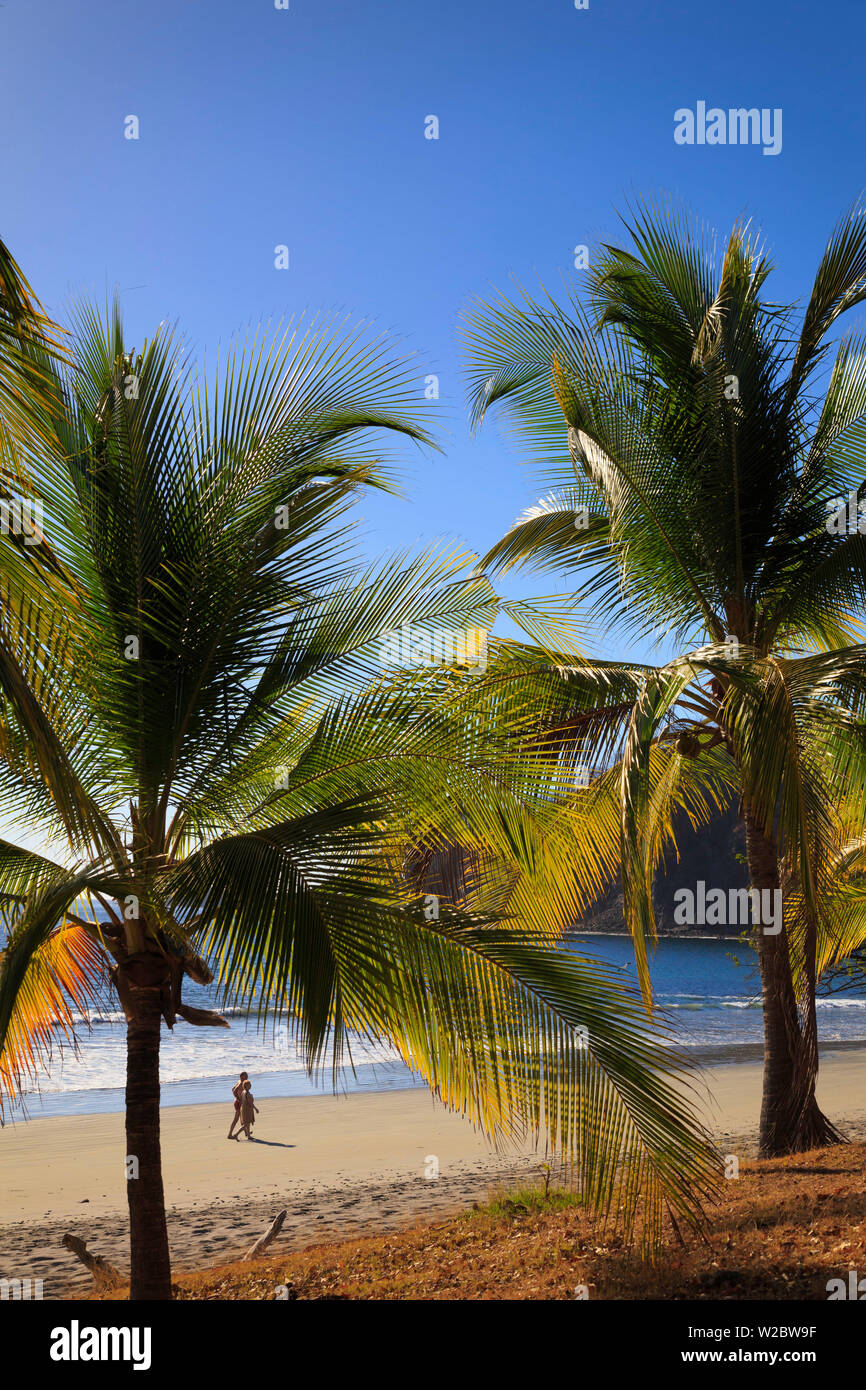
464, 197, 866, 1157
0, 286, 718, 1298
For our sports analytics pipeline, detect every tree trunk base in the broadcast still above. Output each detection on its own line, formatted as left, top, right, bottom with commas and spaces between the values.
758, 1097, 847, 1159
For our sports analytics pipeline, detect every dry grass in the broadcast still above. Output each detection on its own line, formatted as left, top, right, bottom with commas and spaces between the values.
93, 1143, 866, 1300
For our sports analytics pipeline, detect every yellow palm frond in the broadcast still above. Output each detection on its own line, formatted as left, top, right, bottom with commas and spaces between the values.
0, 922, 108, 1115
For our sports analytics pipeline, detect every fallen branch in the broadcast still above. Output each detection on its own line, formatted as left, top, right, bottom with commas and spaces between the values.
176, 1003, 230, 1028
61, 1234, 123, 1289
243, 1210, 287, 1261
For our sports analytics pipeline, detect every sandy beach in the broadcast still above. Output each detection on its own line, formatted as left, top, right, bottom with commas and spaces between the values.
2, 1050, 865, 1298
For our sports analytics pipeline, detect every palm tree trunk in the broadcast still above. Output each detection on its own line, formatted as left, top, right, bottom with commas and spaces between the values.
125, 986, 173, 1299
744, 806, 842, 1156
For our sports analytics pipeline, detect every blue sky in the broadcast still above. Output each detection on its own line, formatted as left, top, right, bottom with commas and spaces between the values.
1, 0, 863, 659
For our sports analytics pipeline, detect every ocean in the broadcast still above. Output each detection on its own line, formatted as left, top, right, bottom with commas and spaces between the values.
9, 935, 866, 1120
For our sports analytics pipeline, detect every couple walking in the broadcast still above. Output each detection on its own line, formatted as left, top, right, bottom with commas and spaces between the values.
228, 1070, 260, 1140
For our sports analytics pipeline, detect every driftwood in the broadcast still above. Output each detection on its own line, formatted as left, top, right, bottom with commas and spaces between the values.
61, 1233, 123, 1289
243, 1209, 288, 1261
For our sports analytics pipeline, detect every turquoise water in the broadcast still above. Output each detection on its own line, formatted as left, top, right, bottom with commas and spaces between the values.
9, 935, 866, 1119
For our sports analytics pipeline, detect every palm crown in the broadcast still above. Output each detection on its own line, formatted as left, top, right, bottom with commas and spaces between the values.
463, 198, 866, 1154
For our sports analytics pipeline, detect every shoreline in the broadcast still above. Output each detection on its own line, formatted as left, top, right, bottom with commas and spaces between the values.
2, 1049, 866, 1298
8, 1037, 866, 1126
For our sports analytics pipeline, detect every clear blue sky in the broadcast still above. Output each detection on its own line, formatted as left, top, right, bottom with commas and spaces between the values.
1, 0, 863, 658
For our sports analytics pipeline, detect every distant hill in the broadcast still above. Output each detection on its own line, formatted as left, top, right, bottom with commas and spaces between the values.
576, 797, 748, 935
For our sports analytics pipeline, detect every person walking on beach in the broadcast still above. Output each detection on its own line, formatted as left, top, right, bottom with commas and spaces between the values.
227, 1071, 249, 1139
237, 1080, 259, 1140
